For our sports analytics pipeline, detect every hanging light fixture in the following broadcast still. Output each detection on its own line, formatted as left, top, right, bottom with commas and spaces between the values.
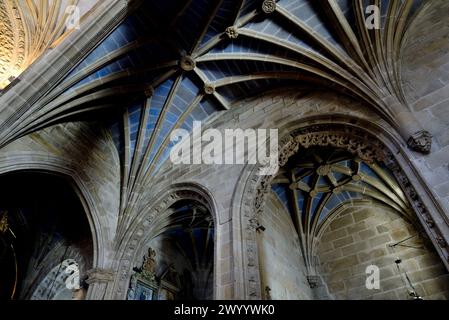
390, 235, 424, 300
393, 257, 423, 300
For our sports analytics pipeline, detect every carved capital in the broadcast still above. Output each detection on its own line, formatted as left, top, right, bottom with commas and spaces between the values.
262, 0, 276, 14
407, 131, 432, 154
86, 268, 115, 284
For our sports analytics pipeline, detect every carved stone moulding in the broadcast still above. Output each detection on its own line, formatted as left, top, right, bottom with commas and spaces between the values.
253, 125, 386, 214
243, 124, 449, 298
115, 188, 211, 299
86, 268, 115, 284
293, 125, 385, 160
407, 130, 432, 154
436, 236, 448, 248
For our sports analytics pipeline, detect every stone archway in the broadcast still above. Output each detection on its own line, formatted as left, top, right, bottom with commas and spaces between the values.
110, 183, 219, 300
30, 259, 86, 300
234, 122, 449, 300
126, 199, 215, 300
0, 153, 113, 300
0, 171, 94, 300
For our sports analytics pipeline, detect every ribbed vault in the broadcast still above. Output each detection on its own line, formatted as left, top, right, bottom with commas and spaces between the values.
271, 147, 414, 274
0, 0, 439, 233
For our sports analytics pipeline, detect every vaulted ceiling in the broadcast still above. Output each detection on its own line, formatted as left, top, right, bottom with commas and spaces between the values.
0, 0, 435, 229
271, 147, 413, 273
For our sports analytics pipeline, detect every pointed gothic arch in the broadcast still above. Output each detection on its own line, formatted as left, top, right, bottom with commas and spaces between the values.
0, 152, 113, 299
234, 121, 449, 299
111, 183, 220, 300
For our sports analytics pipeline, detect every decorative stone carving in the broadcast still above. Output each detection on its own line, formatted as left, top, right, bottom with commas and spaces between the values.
248, 216, 259, 230
0, 0, 91, 89
114, 188, 212, 299
436, 236, 447, 248
384, 149, 449, 257
0, 210, 8, 233
204, 83, 215, 95
225, 26, 239, 39
241, 124, 449, 300
0, 1, 25, 89
143, 248, 156, 273
278, 134, 300, 167
179, 55, 196, 71
85, 268, 115, 284
144, 86, 154, 97
247, 245, 256, 267
425, 216, 435, 228
407, 130, 432, 154
254, 177, 271, 214
134, 247, 157, 281
253, 125, 386, 217
295, 129, 385, 163
261, 0, 276, 14
307, 275, 320, 289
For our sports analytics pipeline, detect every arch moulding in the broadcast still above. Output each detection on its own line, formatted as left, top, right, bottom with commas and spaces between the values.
232, 118, 449, 300
110, 182, 220, 300
0, 151, 111, 300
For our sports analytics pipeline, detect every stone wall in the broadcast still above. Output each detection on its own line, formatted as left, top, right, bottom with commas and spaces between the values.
27, 244, 92, 300
317, 204, 449, 300
1, 88, 448, 300
402, 0, 449, 216
148, 87, 449, 299
258, 193, 313, 300
0, 121, 121, 272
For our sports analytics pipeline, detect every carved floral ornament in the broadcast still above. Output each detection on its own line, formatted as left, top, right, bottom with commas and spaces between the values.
225, 26, 239, 39
262, 0, 276, 14
242, 125, 449, 298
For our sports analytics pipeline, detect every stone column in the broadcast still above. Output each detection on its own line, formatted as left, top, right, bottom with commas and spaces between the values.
85, 268, 115, 300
